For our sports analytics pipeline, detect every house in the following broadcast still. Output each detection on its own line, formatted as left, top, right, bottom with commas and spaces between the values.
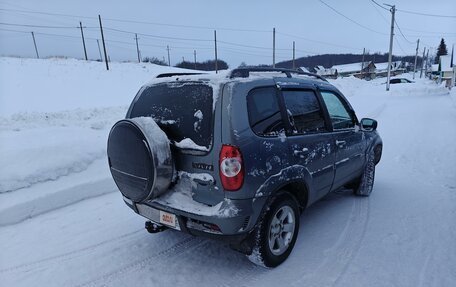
330, 61, 376, 79
439, 55, 454, 88
298, 67, 312, 73
314, 65, 337, 78
375, 61, 403, 77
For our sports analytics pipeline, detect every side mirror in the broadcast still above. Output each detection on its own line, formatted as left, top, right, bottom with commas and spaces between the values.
360, 118, 377, 131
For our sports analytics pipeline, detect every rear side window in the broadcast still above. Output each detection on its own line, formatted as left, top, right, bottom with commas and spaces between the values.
128, 82, 213, 149
282, 90, 326, 134
247, 87, 284, 136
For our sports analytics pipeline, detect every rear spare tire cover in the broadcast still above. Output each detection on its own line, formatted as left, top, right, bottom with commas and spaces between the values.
107, 117, 173, 202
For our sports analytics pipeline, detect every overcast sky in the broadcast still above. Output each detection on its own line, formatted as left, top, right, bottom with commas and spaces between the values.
0, 0, 455, 67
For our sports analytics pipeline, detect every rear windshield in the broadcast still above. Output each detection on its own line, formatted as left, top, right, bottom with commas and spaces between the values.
128, 82, 213, 150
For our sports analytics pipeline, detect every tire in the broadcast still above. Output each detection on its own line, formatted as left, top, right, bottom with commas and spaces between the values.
354, 150, 376, 196
247, 192, 300, 268
107, 117, 173, 202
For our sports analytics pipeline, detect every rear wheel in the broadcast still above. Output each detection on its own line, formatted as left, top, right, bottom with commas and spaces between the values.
247, 192, 300, 268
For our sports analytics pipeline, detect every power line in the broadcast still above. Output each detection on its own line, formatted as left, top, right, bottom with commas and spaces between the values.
318, 0, 388, 35
370, 0, 389, 11
0, 27, 29, 33
0, 8, 96, 20
0, 21, 82, 29
394, 37, 408, 55
396, 8, 456, 18
0, 7, 270, 33
399, 27, 456, 35
394, 19, 415, 44
102, 17, 270, 33
369, 0, 390, 24
276, 31, 360, 51
99, 27, 212, 42
218, 40, 274, 51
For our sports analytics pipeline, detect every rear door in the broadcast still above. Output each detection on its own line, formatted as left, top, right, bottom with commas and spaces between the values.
319, 90, 366, 189
281, 88, 335, 199
127, 81, 223, 205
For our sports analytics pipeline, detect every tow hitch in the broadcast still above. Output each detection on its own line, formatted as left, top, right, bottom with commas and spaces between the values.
145, 221, 168, 233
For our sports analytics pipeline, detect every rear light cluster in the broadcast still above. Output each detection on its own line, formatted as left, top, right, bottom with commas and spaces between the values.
219, 144, 244, 191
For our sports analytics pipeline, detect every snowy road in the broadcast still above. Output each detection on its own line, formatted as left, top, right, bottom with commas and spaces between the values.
1, 59, 455, 286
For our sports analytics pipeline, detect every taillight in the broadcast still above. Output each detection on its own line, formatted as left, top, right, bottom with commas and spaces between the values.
219, 144, 244, 191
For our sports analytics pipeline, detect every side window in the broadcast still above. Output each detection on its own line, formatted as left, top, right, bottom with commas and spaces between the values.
247, 87, 284, 136
320, 91, 355, 130
282, 90, 326, 134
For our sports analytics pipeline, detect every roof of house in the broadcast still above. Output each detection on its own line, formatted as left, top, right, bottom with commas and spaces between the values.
298, 67, 310, 73
331, 61, 374, 74
375, 61, 403, 71
439, 55, 453, 72
315, 68, 336, 76
375, 62, 390, 71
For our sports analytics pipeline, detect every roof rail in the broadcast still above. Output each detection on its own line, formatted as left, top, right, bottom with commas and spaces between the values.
155, 72, 206, 78
229, 67, 328, 82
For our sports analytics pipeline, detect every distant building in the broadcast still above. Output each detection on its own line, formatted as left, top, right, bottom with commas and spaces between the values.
314, 65, 337, 78
297, 67, 311, 73
438, 55, 454, 88
374, 61, 403, 77
330, 61, 376, 79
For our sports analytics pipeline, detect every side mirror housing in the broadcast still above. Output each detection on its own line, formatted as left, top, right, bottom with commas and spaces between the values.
360, 118, 377, 131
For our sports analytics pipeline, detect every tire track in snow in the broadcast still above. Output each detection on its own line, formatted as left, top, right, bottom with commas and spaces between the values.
217, 262, 268, 287
0, 229, 144, 274
75, 236, 206, 287
366, 103, 387, 119
291, 194, 370, 287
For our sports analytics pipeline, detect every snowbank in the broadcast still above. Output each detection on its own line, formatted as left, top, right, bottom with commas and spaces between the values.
0, 57, 192, 116
0, 57, 193, 224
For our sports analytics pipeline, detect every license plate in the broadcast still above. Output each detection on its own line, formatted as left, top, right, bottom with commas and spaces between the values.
159, 210, 176, 228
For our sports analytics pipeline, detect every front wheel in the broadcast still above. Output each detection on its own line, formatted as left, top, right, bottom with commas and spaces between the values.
247, 192, 300, 268
355, 150, 376, 196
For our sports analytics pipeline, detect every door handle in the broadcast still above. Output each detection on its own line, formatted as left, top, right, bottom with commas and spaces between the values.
293, 147, 309, 157
336, 140, 346, 147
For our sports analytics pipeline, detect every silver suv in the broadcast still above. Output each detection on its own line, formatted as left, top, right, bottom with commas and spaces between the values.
107, 68, 382, 267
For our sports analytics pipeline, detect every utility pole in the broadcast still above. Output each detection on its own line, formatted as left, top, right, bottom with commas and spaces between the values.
182, 56, 185, 63
420, 47, 425, 78
292, 41, 296, 70
135, 33, 140, 63
424, 48, 429, 78
167, 45, 171, 66
98, 15, 109, 70
413, 39, 420, 79
361, 48, 366, 79
31, 31, 39, 59
214, 30, 218, 73
272, 28, 276, 68
79, 22, 88, 60
96, 39, 102, 61
386, 5, 395, 91
194, 50, 197, 70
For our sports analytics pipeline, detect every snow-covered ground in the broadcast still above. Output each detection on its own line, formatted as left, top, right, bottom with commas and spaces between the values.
1, 57, 455, 286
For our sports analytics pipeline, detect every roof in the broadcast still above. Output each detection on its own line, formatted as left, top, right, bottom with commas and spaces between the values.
439, 55, 452, 72
315, 68, 336, 76
375, 62, 389, 71
298, 67, 310, 73
331, 62, 370, 74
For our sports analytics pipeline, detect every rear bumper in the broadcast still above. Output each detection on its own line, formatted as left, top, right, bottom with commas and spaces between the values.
123, 195, 267, 243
